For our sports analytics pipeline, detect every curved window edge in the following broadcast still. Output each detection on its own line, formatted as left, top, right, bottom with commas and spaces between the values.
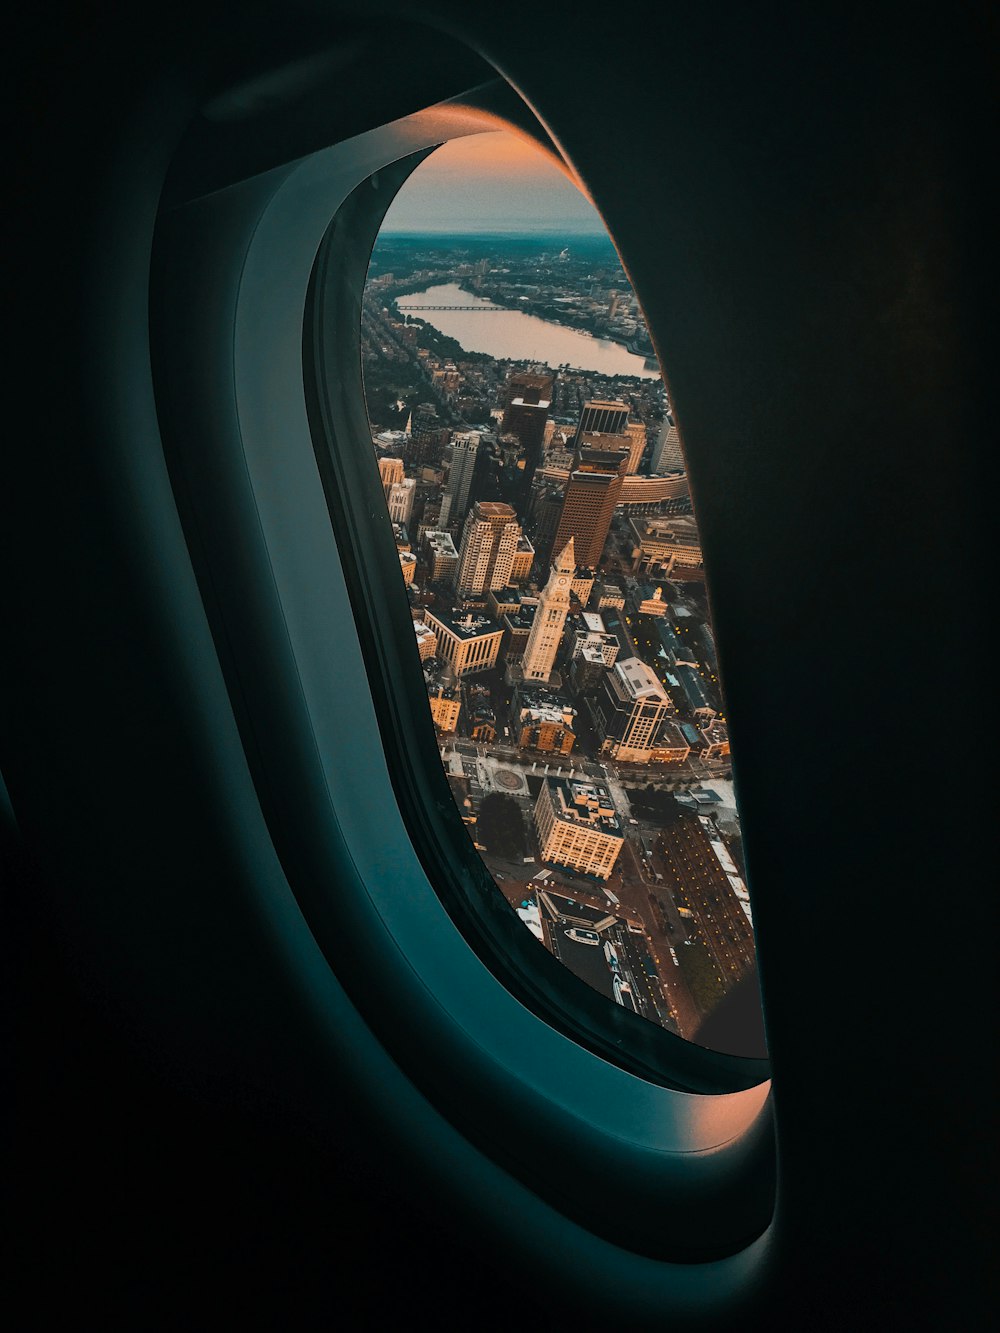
303, 153, 768, 1097
149, 86, 775, 1265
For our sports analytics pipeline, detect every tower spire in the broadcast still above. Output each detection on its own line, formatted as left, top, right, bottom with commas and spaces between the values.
554, 536, 575, 574
519, 537, 576, 684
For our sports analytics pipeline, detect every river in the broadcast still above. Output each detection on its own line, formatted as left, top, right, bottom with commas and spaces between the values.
396, 283, 660, 380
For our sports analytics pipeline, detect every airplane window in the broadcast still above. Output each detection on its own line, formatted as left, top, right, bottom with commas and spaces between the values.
150, 89, 772, 1260
360, 132, 764, 1057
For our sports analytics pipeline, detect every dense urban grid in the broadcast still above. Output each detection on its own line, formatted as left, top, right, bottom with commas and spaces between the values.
362, 232, 759, 1047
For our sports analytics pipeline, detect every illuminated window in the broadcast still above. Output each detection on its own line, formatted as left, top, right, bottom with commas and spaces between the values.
361, 132, 764, 1057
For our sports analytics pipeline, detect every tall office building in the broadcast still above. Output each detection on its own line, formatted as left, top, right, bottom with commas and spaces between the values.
533, 777, 624, 881
573, 401, 645, 477
520, 538, 575, 683
501, 370, 553, 449
424, 610, 505, 677
502, 369, 553, 510
386, 477, 416, 525
409, 402, 446, 465
652, 417, 685, 474
377, 456, 404, 492
422, 529, 459, 583
624, 420, 647, 474
594, 657, 676, 763
438, 430, 480, 528
454, 501, 521, 598
502, 371, 553, 446
510, 534, 535, 585
472, 256, 489, 288
572, 399, 630, 445
578, 426, 645, 477
552, 446, 628, 569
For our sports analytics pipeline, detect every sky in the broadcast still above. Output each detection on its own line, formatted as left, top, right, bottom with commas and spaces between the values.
379, 131, 606, 235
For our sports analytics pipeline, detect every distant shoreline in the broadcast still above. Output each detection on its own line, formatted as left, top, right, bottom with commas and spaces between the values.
395, 281, 658, 380
377, 230, 615, 245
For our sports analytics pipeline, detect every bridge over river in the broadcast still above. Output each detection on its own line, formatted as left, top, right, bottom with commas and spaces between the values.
390, 282, 661, 378
397, 303, 509, 312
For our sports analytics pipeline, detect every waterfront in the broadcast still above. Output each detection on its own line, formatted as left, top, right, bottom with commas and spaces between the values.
397, 282, 660, 379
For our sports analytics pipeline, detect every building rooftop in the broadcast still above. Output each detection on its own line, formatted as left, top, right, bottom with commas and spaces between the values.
520, 705, 577, 729
489, 586, 524, 605
582, 398, 629, 411
427, 610, 503, 641
422, 659, 458, 695
631, 515, 702, 546
654, 718, 695, 751
701, 721, 729, 743
473, 501, 517, 519
576, 643, 607, 667
674, 663, 711, 709
611, 657, 670, 703
424, 530, 459, 557
516, 686, 576, 717
544, 777, 622, 836
503, 608, 536, 632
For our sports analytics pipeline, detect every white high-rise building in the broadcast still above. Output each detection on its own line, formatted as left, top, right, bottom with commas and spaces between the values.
595, 657, 676, 763
438, 430, 480, 528
454, 502, 521, 598
520, 538, 575, 683
386, 477, 416, 525
652, 418, 685, 474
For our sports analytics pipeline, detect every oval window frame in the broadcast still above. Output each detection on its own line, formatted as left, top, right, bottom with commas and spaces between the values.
150, 88, 774, 1266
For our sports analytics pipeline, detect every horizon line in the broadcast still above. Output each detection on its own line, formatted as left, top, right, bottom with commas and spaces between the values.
376, 228, 613, 239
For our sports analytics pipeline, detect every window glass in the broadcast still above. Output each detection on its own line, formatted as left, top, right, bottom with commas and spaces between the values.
361, 132, 763, 1054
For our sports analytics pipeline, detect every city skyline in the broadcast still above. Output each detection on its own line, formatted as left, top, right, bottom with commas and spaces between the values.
361, 188, 755, 1049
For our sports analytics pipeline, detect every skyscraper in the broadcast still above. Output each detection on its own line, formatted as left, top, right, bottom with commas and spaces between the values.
502, 370, 553, 454
502, 369, 553, 511
624, 420, 647, 474
454, 501, 521, 598
572, 399, 629, 445
386, 477, 416, 525
378, 455, 405, 492
521, 538, 575, 683
652, 417, 685, 474
438, 430, 480, 528
595, 657, 677, 763
552, 446, 628, 569
409, 402, 445, 465
578, 425, 645, 476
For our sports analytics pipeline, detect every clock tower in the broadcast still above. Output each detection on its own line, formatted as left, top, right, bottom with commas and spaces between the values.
520, 538, 576, 683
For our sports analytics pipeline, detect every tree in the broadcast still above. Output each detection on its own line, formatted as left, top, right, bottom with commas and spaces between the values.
676, 941, 727, 1016
475, 794, 527, 860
